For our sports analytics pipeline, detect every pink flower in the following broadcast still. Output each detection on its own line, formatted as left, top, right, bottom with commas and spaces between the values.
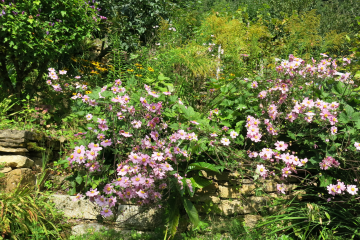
103, 184, 114, 195
221, 138, 230, 146
222, 126, 229, 131
347, 185, 358, 195
101, 208, 113, 218
86, 188, 100, 197
274, 141, 288, 151
137, 189, 148, 199
95, 195, 107, 206
152, 152, 164, 161
86, 114, 93, 120
131, 120, 142, 129
354, 142, 360, 150
251, 81, 258, 88
248, 152, 258, 158
335, 181, 346, 194
97, 133, 105, 140
120, 131, 133, 137
131, 174, 145, 187
101, 139, 112, 147
258, 91, 267, 99
256, 164, 268, 178
73, 193, 83, 202
230, 131, 238, 139
282, 167, 291, 178
327, 184, 337, 196
330, 126, 337, 135
277, 184, 286, 194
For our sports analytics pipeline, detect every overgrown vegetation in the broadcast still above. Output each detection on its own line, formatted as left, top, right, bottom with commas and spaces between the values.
1, 0, 360, 239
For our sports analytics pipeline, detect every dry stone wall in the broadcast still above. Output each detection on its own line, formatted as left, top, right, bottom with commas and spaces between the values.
0, 130, 61, 192
0, 130, 305, 235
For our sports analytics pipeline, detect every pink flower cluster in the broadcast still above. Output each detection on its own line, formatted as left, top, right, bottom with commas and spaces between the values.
327, 181, 358, 196
276, 54, 352, 83
246, 116, 262, 142
249, 141, 308, 179
319, 156, 340, 170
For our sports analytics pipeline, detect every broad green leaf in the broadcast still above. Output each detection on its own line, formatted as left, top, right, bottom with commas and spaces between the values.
187, 162, 220, 173
75, 176, 83, 185
319, 175, 334, 187
182, 198, 199, 227
167, 197, 180, 238
61, 11, 66, 17
287, 131, 296, 140
191, 176, 212, 188
158, 73, 170, 81
76, 111, 85, 117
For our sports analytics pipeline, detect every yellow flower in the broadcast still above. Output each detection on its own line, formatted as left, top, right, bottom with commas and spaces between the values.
85, 91, 92, 94
72, 93, 77, 95
148, 67, 154, 72
127, 69, 134, 72
135, 74, 142, 77
230, 73, 235, 77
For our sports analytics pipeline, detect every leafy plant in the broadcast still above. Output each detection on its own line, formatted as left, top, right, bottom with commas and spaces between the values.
0, 186, 65, 239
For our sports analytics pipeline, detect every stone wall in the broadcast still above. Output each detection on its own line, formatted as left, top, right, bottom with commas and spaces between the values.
51, 170, 304, 235
0, 130, 305, 236
0, 130, 61, 192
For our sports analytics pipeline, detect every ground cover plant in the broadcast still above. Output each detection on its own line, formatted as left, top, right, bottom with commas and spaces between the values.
1, 0, 360, 239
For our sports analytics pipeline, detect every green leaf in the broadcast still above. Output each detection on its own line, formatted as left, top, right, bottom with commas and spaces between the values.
158, 73, 170, 81
167, 197, 180, 238
28, 19, 34, 24
188, 162, 220, 173
75, 176, 83, 185
76, 111, 85, 117
191, 176, 212, 188
182, 198, 199, 227
61, 11, 66, 17
319, 175, 334, 187
287, 131, 296, 140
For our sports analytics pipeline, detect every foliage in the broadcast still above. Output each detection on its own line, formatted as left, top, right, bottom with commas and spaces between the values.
0, 0, 101, 100
0, 187, 65, 239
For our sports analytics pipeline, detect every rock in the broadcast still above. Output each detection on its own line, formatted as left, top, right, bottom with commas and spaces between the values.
0, 141, 27, 147
3, 168, 36, 192
51, 194, 100, 219
0, 146, 28, 153
218, 185, 256, 198
201, 171, 239, 181
116, 205, 160, 230
219, 196, 271, 216
72, 223, 109, 236
191, 193, 221, 204
243, 215, 261, 228
0, 155, 34, 168
0, 167, 12, 173
196, 182, 218, 194
0, 130, 33, 140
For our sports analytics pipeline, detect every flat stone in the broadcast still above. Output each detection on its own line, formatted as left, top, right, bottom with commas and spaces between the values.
3, 168, 36, 192
0, 146, 28, 153
190, 193, 221, 204
0, 141, 27, 147
72, 223, 109, 236
0, 155, 34, 168
218, 185, 256, 198
218, 196, 271, 216
116, 205, 160, 230
0, 130, 33, 140
51, 194, 99, 219
201, 171, 239, 181
0, 167, 12, 173
243, 215, 261, 228
196, 182, 218, 194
